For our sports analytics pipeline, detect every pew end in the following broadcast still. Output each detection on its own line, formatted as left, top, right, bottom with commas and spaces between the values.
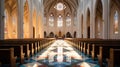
0, 48, 17, 67
107, 48, 120, 67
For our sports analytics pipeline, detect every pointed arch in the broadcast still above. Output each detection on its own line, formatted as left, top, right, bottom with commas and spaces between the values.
23, 0, 30, 38
4, 0, 18, 39
95, 0, 103, 38
110, 2, 120, 39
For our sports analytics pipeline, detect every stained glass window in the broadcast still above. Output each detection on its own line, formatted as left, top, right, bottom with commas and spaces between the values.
114, 11, 119, 34
66, 14, 71, 26
57, 15, 63, 27
49, 14, 54, 27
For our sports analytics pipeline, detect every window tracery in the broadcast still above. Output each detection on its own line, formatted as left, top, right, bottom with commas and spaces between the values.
57, 15, 63, 27
49, 14, 54, 27
66, 14, 71, 26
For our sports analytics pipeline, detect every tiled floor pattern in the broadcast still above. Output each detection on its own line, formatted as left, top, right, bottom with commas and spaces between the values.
20, 40, 100, 67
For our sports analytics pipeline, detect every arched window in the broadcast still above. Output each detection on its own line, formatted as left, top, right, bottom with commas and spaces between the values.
66, 14, 71, 26
114, 11, 119, 34
49, 14, 54, 27
57, 15, 63, 27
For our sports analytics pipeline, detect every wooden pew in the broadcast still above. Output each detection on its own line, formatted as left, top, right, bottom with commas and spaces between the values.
23, 44, 30, 59
0, 38, 55, 58
97, 45, 120, 67
74, 39, 120, 59
86, 43, 92, 56
0, 48, 17, 67
65, 38, 120, 67
0, 38, 55, 62
0, 45, 25, 64
107, 48, 120, 67
0, 39, 35, 58
76, 39, 120, 67
89, 40, 120, 59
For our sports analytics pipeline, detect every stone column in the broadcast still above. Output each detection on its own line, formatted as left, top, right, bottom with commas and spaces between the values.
0, 0, 5, 39
41, 3, 44, 38
91, 0, 95, 38
83, 0, 87, 38
36, 11, 39, 38
17, 0, 24, 39
83, 9, 87, 38
77, 9, 81, 38
102, 0, 109, 39
107, 0, 110, 39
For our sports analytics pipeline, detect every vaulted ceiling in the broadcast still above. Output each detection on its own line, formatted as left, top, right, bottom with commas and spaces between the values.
111, 0, 120, 10
43, 0, 79, 16
4, 0, 18, 14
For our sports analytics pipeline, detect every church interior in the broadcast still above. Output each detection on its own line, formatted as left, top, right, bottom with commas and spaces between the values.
0, 0, 120, 67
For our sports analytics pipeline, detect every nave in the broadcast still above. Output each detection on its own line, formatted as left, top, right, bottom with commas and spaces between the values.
20, 40, 100, 67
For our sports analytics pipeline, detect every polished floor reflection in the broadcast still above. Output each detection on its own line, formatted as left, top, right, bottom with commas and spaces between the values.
20, 40, 100, 67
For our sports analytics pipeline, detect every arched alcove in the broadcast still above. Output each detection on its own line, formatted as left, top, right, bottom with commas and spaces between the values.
86, 9, 90, 38
95, 0, 103, 38
23, 1, 30, 38
33, 10, 37, 38
49, 32, 54, 38
110, 0, 120, 39
4, 0, 18, 39
66, 32, 72, 38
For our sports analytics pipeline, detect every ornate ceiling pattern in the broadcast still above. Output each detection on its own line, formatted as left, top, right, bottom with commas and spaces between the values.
4, 0, 18, 14
43, 0, 79, 16
111, 0, 120, 10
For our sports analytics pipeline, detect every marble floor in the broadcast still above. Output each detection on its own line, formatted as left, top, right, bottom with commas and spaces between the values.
20, 40, 100, 67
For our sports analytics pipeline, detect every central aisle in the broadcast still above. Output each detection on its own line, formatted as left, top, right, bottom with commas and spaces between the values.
20, 40, 100, 67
